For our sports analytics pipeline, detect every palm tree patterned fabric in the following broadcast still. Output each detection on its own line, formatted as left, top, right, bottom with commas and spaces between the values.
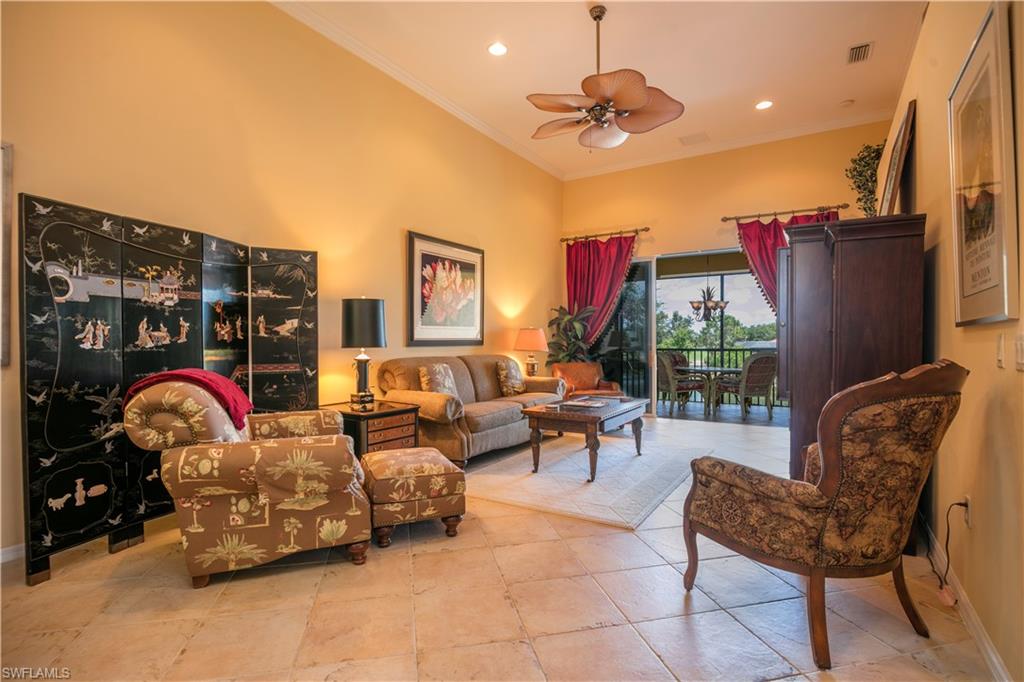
361, 447, 466, 528
688, 392, 961, 569
247, 410, 345, 439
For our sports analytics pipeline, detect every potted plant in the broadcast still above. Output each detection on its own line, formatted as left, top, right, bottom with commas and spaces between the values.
845, 141, 885, 217
546, 305, 596, 365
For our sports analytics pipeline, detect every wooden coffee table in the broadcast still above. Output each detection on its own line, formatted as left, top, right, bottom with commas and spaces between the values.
523, 397, 650, 482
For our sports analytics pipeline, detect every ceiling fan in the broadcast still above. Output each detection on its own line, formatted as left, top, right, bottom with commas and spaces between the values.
527, 4, 684, 149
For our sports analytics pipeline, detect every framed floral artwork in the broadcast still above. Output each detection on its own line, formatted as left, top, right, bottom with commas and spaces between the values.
948, 3, 1019, 325
407, 231, 484, 345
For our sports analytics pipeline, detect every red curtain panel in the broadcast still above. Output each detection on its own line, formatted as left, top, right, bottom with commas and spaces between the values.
566, 234, 637, 345
737, 211, 839, 311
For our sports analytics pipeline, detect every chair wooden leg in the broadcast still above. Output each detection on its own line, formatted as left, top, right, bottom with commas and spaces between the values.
682, 519, 699, 590
807, 568, 831, 669
893, 558, 930, 637
442, 515, 462, 537
191, 574, 210, 589
348, 541, 369, 565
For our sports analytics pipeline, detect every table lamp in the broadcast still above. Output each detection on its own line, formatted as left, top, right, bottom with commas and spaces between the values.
341, 297, 387, 411
514, 327, 548, 377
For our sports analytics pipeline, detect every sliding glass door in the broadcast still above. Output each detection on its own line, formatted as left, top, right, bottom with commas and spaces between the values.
592, 259, 653, 400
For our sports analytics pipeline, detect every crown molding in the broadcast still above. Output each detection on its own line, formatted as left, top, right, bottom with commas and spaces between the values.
274, 2, 566, 180
561, 111, 895, 181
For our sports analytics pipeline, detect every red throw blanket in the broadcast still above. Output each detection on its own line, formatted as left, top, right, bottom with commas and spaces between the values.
125, 368, 253, 431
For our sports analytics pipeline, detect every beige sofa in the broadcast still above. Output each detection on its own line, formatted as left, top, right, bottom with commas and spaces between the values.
377, 354, 565, 465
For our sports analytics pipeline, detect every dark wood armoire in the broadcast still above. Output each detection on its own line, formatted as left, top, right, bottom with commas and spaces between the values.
777, 214, 926, 479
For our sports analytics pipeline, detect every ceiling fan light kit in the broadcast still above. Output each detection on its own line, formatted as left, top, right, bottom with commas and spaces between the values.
527, 4, 684, 149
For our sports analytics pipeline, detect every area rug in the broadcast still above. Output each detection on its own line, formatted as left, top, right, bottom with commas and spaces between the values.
466, 418, 709, 529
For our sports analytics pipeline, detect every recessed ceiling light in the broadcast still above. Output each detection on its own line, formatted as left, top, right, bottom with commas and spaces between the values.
755, 100, 774, 110
488, 42, 508, 56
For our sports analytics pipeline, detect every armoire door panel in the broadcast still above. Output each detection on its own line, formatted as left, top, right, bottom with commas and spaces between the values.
787, 227, 835, 479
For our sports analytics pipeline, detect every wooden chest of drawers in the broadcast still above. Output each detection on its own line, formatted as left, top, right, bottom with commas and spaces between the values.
325, 401, 420, 458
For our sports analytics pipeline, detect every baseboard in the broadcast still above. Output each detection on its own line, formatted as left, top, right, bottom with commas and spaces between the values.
1, 543, 24, 564
926, 525, 1012, 681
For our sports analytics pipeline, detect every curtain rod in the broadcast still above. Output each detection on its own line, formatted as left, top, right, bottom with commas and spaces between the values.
720, 203, 848, 223
560, 226, 650, 243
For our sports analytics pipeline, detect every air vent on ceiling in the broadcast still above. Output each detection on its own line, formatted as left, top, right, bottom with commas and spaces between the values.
679, 132, 710, 146
847, 42, 873, 64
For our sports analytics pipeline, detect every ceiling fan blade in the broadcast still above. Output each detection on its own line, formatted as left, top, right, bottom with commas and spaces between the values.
527, 93, 597, 113
615, 87, 685, 134
578, 120, 630, 149
581, 68, 649, 110
533, 117, 588, 139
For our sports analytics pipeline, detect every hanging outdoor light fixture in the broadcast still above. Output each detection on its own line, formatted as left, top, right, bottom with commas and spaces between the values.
689, 256, 728, 322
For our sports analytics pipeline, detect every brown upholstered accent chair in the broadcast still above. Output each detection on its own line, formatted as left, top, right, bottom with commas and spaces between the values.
124, 380, 372, 587
551, 361, 624, 400
656, 350, 710, 416
712, 351, 778, 419
683, 360, 968, 669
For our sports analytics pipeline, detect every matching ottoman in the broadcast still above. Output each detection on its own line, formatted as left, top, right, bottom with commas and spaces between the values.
360, 447, 466, 547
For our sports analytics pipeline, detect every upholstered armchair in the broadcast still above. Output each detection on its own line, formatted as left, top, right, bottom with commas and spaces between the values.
712, 351, 778, 419
124, 380, 372, 587
551, 361, 623, 400
683, 360, 968, 669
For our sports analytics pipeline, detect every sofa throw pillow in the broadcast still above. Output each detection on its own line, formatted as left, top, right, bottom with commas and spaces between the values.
496, 361, 526, 397
419, 363, 459, 397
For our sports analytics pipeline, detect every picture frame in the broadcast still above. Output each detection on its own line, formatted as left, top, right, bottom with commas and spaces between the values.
1, 142, 11, 367
407, 231, 484, 346
879, 99, 916, 216
948, 3, 1019, 326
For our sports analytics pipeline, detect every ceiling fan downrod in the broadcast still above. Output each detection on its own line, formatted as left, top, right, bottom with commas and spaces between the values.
590, 5, 606, 75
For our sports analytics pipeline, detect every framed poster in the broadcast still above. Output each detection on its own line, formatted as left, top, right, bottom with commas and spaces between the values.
879, 99, 916, 216
948, 3, 1019, 325
407, 231, 484, 346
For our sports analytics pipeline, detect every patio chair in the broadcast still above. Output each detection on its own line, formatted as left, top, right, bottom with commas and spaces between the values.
712, 351, 778, 419
656, 351, 710, 415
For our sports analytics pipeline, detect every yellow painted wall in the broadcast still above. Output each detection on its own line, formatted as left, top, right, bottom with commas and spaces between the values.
562, 121, 890, 258
878, 3, 1023, 677
0, 2, 563, 549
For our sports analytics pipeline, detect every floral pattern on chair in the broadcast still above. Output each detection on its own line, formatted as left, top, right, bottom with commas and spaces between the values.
683, 361, 968, 670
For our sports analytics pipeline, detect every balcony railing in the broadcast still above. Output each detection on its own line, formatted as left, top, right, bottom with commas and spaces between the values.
656, 347, 788, 408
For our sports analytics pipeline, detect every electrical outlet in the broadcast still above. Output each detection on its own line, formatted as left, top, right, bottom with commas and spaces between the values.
964, 495, 972, 529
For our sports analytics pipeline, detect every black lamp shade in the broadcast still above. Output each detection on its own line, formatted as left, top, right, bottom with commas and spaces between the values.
341, 298, 387, 348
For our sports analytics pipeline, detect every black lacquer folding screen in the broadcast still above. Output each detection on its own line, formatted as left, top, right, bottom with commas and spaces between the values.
19, 194, 319, 583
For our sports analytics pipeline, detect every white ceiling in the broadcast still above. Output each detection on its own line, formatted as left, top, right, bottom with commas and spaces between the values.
279, 1, 924, 180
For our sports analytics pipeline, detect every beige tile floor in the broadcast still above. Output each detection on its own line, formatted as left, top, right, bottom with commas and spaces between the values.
1, 423, 993, 681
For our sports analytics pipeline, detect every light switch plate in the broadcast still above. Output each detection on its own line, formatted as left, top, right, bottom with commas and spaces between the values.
1016, 333, 1024, 371
997, 334, 1004, 368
